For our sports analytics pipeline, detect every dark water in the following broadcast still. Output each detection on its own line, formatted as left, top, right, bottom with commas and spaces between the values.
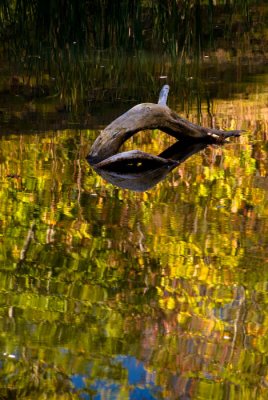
0, 57, 268, 399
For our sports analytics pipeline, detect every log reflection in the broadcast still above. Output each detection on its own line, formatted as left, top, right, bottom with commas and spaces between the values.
88, 141, 209, 191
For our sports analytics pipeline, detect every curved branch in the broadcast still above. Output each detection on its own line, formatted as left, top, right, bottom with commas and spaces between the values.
88, 86, 241, 164
91, 142, 209, 192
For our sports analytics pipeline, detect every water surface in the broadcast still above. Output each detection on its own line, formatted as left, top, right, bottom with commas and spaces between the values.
0, 61, 268, 399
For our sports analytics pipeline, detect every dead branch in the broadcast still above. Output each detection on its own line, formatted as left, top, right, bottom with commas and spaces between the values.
88, 85, 241, 164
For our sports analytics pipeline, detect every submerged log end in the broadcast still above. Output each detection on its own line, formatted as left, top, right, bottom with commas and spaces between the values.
92, 150, 178, 171
207, 129, 242, 143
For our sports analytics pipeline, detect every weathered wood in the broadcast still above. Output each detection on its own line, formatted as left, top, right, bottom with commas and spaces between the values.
92, 141, 209, 192
94, 150, 177, 171
88, 86, 241, 164
158, 84, 170, 105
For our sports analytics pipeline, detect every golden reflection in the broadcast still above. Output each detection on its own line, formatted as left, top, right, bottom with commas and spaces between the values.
0, 82, 267, 399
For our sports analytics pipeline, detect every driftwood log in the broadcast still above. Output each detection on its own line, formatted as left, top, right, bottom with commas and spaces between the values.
88, 85, 241, 165
92, 141, 209, 191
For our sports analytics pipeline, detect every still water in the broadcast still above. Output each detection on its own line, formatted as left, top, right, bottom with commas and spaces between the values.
0, 61, 268, 399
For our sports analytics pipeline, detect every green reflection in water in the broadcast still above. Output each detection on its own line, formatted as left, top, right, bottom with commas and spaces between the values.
0, 2, 267, 398
0, 66, 267, 398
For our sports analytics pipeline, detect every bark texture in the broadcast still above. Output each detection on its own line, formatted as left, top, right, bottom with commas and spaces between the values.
88, 86, 241, 164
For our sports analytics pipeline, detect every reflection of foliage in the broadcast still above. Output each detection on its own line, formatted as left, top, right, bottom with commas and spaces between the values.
0, 2, 267, 398
0, 92, 267, 398
0, 357, 75, 399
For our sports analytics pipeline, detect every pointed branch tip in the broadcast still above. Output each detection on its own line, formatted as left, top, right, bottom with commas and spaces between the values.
158, 84, 170, 106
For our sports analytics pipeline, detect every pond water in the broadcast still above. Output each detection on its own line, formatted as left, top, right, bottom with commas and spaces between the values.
0, 58, 268, 399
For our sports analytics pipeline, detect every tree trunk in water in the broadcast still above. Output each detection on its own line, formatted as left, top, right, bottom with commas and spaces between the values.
88, 85, 241, 165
